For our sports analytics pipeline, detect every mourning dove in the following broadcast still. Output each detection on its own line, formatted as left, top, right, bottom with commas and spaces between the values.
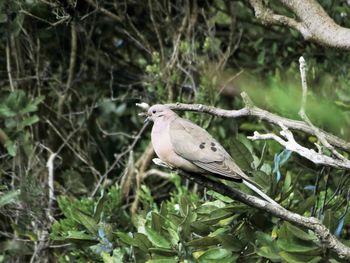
145, 104, 279, 206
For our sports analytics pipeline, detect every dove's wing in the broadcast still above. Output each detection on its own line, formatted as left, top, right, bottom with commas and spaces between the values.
169, 117, 245, 180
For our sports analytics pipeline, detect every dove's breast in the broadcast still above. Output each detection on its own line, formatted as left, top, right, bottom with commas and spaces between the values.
151, 119, 173, 161
151, 118, 205, 173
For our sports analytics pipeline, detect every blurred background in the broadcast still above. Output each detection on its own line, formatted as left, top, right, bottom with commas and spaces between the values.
0, 0, 350, 262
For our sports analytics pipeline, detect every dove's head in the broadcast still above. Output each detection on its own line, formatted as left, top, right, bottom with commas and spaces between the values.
145, 104, 176, 122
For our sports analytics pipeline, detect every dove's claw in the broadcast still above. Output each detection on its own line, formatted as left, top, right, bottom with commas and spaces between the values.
152, 158, 175, 169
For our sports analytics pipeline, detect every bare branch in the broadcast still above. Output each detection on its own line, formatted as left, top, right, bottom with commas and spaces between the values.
84, 0, 122, 22
249, 0, 350, 50
46, 152, 57, 222
6, 39, 15, 91
66, 21, 77, 92
298, 56, 348, 162
248, 123, 350, 169
152, 158, 350, 260
148, 0, 164, 62
248, 0, 305, 32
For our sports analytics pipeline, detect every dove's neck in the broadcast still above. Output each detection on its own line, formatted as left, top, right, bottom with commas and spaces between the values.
151, 115, 177, 164
152, 115, 177, 134
153, 119, 168, 133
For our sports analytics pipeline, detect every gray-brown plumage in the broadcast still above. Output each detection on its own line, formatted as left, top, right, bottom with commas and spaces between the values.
146, 104, 279, 206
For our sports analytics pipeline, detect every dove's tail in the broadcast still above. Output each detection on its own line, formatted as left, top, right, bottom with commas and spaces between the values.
242, 179, 282, 208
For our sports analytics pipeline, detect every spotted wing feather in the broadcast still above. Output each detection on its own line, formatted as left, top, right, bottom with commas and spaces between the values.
169, 117, 243, 180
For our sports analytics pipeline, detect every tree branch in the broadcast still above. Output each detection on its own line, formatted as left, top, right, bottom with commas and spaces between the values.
152, 159, 350, 260
137, 96, 350, 152
249, 0, 350, 50
244, 57, 350, 170
6, 38, 15, 91
298, 56, 348, 162
84, 0, 122, 22
248, 123, 350, 169
245, 57, 350, 169
248, 0, 304, 32
158, 98, 350, 152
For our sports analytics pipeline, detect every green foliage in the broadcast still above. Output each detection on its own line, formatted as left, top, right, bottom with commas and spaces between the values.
50, 170, 349, 262
51, 185, 131, 261
0, 91, 43, 156
0, 190, 20, 207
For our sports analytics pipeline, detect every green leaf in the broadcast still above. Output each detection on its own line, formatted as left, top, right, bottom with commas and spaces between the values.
230, 137, 253, 171
145, 226, 171, 249
148, 247, 177, 256
296, 196, 316, 214
199, 208, 235, 225
5, 118, 16, 129
217, 234, 243, 252
190, 221, 212, 235
19, 115, 39, 129
160, 202, 168, 217
101, 251, 123, 263
179, 196, 190, 217
187, 236, 220, 248
72, 210, 98, 235
167, 228, 179, 245
151, 212, 163, 233
206, 190, 233, 203
283, 171, 292, 193
0, 190, 20, 207
257, 246, 281, 261
284, 222, 316, 241
0, 104, 16, 117
19, 95, 44, 114
6, 91, 22, 109
279, 252, 322, 263
145, 259, 177, 263
196, 202, 225, 215
179, 196, 197, 238
277, 239, 319, 253
116, 232, 134, 246
93, 191, 108, 221
198, 248, 232, 260
134, 233, 152, 252
323, 210, 337, 232
66, 230, 95, 240
4, 140, 16, 157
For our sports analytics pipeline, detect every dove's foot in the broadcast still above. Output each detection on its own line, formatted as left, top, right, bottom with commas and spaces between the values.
152, 158, 175, 170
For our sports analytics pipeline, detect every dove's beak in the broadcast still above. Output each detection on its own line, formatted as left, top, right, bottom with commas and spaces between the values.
144, 116, 151, 123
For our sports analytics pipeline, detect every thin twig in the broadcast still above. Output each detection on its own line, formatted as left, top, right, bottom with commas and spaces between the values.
66, 21, 77, 91
96, 120, 137, 139
90, 122, 149, 197
248, 123, 350, 170
84, 0, 122, 22
45, 119, 101, 177
46, 152, 57, 222
148, 0, 164, 62
298, 56, 347, 161
6, 39, 15, 91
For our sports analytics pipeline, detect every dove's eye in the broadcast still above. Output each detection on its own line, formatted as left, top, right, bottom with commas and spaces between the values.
152, 110, 156, 114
